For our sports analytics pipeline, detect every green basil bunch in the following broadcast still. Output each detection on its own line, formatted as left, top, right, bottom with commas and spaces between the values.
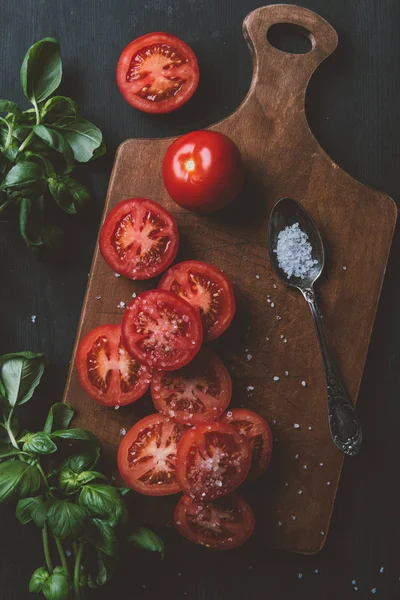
0, 38, 105, 258
0, 352, 164, 600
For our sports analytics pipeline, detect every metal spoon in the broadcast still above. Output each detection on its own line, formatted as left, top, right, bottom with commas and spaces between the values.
268, 197, 362, 456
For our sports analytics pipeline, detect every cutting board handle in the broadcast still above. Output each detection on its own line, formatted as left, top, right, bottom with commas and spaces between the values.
243, 4, 338, 90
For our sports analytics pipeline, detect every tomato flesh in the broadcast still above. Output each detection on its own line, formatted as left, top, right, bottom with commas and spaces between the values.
117, 33, 199, 114
76, 324, 150, 406
174, 493, 255, 550
121, 289, 203, 371
118, 414, 189, 496
176, 422, 251, 501
151, 348, 232, 425
221, 409, 273, 482
162, 130, 244, 213
99, 198, 179, 280
159, 260, 235, 341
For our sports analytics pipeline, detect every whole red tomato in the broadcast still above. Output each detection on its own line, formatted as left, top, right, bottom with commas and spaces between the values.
162, 130, 244, 214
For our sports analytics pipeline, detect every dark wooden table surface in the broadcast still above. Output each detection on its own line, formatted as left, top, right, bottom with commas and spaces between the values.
1, 1, 399, 598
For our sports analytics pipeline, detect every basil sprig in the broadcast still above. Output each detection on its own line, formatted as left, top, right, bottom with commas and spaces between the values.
0, 37, 105, 258
0, 353, 164, 599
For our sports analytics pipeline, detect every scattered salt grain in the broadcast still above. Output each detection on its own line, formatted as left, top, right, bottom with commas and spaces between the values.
117, 301, 126, 309
284, 338, 288, 343
280, 334, 284, 339
320, 531, 325, 536
267, 298, 271, 303
255, 274, 260, 279
291, 515, 296, 521
276, 316, 281, 320
352, 581, 357, 586
273, 419, 277, 424
285, 482, 289, 487
298, 573, 303, 579
319, 462, 324, 467
294, 423, 300, 429
132, 292, 137, 298
65, 550, 72, 557
273, 376, 280, 382
327, 481, 331, 486
303, 465, 308, 470
285, 371, 289, 376
114, 405, 120, 410
274, 223, 318, 279
380, 567, 384, 574
247, 354, 253, 361
315, 569, 319, 574
301, 381, 307, 387
308, 426, 312, 430
354, 587, 359, 592
114, 272, 121, 278
371, 589, 377, 595
298, 490, 303, 495
278, 521, 282, 526
120, 428, 127, 436
247, 385, 255, 391
270, 302, 275, 308
343, 266, 347, 270
273, 283, 277, 288
31, 315, 36, 323
95, 295, 102, 300
295, 454, 299, 459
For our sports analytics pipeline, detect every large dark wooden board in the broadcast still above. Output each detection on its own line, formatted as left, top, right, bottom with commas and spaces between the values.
62, 4, 397, 554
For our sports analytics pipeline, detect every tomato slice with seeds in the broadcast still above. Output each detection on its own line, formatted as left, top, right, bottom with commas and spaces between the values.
116, 32, 199, 114
76, 324, 150, 406
121, 289, 202, 371
174, 493, 255, 550
176, 421, 251, 501
99, 198, 179, 280
118, 413, 189, 496
159, 260, 235, 341
221, 409, 273, 482
151, 348, 232, 425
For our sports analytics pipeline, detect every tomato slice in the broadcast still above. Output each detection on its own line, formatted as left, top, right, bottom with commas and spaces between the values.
99, 198, 179, 280
118, 413, 189, 496
174, 493, 255, 550
220, 409, 273, 482
151, 348, 232, 425
121, 289, 202, 371
76, 324, 150, 406
159, 260, 235, 341
116, 32, 199, 114
176, 422, 251, 501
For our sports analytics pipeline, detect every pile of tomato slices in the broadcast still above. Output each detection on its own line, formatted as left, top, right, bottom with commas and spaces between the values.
76, 196, 273, 550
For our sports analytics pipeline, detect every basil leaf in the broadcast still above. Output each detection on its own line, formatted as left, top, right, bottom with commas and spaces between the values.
16, 496, 42, 524
57, 119, 103, 162
0, 460, 42, 503
20, 197, 45, 247
79, 484, 127, 527
0, 352, 44, 407
88, 550, 116, 588
21, 432, 57, 455
42, 566, 69, 600
127, 526, 165, 559
118, 487, 131, 497
42, 96, 78, 125
19, 108, 37, 124
44, 403, 74, 434
47, 499, 87, 540
20, 37, 62, 104
29, 567, 50, 593
59, 467, 80, 494
85, 518, 118, 556
48, 175, 90, 214
0, 100, 21, 117
2, 161, 45, 199
89, 139, 106, 162
52, 428, 99, 443
61, 447, 100, 473
0, 438, 20, 460
33, 125, 73, 170
21, 152, 55, 177
77, 471, 106, 485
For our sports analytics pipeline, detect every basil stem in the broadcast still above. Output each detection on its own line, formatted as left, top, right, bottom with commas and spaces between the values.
42, 521, 54, 573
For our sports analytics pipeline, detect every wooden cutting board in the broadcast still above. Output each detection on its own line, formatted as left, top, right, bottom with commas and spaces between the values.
62, 4, 397, 554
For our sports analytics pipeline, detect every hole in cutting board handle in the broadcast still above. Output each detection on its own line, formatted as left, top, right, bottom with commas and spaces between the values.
267, 23, 314, 54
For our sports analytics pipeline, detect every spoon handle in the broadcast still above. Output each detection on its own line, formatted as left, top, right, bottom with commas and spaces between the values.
302, 288, 362, 456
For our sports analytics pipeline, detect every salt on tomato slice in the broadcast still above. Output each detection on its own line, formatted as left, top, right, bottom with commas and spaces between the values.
99, 198, 179, 280
116, 32, 199, 114
76, 324, 150, 407
176, 421, 251, 501
121, 289, 203, 371
174, 493, 255, 550
151, 348, 232, 425
118, 413, 189, 496
221, 409, 273, 482
158, 260, 235, 341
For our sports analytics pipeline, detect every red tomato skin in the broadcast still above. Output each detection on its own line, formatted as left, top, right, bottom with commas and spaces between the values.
121, 289, 203, 371
99, 198, 179, 280
118, 414, 188, 496
116, 32, 199, 114
174, 493, 255, 550
162, 130, 244, 214
158, 260, 236, 342
221, 408, 273, 482
76, 324, 150, 407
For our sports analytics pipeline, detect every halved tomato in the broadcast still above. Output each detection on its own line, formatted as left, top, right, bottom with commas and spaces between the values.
151, 348, 232, 425
174, 493, 255, 550
116, 32, 199, 114
221, 409, 273, 482
158, 260, 235, 341
76, 324, 150, 406
121, 289, 202, 371
99, 198, 179, 280
118, 413, 189, 496
176, 422, 251, 501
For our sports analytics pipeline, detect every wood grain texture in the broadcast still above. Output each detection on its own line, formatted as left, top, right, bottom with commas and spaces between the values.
62, 5, 396, 555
